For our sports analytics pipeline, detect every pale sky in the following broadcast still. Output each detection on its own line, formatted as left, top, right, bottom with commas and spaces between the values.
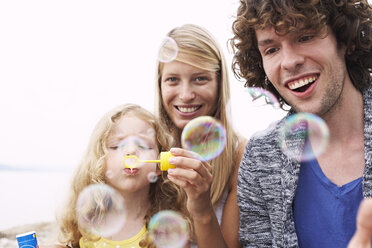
0, 0, 286, 170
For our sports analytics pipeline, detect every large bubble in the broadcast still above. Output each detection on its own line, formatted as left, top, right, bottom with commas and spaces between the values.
76, 184, 126, 238
148, 210, 189, 248
278, 112, 329, 162
158, 36, 178, 63
245, 87, 280, 109
181, 116, 227, 161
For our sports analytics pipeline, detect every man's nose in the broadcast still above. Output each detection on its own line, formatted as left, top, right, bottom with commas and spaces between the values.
280, 44, 305, 72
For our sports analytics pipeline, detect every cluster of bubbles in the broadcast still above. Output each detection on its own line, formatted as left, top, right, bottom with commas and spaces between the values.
148, 210, 189, 248
181, 116, 227, 161
245, 87, 280, 109
76, 184, 189, 247
120, 117, 228, 167
76, 184, 127, 238
278, 112, 330, 162
244, 87, 330, 162
75, 36, 229, 245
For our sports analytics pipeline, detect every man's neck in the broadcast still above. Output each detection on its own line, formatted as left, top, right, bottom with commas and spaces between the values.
316, 82, 365, 186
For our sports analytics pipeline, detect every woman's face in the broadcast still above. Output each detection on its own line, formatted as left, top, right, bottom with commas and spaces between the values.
160, 60, 219, 131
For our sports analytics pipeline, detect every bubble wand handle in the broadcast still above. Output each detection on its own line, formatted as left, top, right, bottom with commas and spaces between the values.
140, 160, 161, 163
122, 151, 175, 171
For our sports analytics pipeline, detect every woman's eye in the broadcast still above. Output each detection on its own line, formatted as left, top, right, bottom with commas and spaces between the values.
165, 77, 178, 83
195, 76, 208, 82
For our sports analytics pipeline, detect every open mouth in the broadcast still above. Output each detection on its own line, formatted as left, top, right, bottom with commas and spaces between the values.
176, 105, 202, 113
288, 75, 318, 93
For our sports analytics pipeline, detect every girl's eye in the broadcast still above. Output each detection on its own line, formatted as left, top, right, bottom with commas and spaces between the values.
136, 141, 151, 150
138, 145, 150, 150
109, 146, 119, 150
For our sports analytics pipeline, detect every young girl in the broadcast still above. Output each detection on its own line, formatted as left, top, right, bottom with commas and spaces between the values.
42, 103, 190, 248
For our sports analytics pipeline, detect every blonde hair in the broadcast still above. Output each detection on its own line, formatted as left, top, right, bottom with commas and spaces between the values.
155, 24, 240, 206
56, 103, 191, 247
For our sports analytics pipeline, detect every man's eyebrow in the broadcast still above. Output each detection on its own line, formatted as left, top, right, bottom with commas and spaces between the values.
257, 39, 275, 47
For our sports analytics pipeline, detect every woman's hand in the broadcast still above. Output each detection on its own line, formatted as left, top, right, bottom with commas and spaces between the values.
166, 147, 213, 220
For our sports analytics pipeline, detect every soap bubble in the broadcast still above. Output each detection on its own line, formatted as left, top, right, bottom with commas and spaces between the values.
245, 87, 280, 109
158, 36, 178, 63
147, 171, 158, 183
76, 184, 126, 238
148, 210, 189, 248
278, 112, 329, 162
181, 116, 226, 161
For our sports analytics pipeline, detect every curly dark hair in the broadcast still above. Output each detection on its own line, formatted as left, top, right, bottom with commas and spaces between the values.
230, 0, 372, 109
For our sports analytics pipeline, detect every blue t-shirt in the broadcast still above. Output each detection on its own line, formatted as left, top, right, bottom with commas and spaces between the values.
293, 158, 363, 248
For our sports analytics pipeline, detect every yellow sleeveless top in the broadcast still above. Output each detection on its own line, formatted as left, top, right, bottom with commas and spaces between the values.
79, 225, 147, 248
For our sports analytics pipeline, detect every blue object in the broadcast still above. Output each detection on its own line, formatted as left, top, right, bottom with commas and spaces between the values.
16, 231, 38, 248
294, 156, 363, 248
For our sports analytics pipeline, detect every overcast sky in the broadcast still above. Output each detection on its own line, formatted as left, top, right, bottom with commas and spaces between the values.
0, 0, 286, 170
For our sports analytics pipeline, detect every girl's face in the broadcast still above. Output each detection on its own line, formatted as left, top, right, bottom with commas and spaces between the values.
105, 114, 160, 194
160, 59, 219, 131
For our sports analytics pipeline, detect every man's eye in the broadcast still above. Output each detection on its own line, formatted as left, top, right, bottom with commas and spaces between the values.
299, 35, 314, 42
265, 47, 279, 55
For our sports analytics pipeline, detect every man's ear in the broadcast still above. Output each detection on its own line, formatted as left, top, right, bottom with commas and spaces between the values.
345, 42, 353, 55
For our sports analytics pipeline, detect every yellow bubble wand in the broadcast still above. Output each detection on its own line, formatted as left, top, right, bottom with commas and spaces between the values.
122, 151, 175, 171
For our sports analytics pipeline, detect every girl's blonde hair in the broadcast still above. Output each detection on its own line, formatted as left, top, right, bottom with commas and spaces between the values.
155, 24, 240, 206
56, 103, 190, 247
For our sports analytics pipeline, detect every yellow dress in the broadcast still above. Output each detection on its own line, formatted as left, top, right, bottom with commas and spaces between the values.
79, 225, 147, 248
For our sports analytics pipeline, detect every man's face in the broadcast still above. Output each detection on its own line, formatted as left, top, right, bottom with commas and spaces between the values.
256, 26, 349, 117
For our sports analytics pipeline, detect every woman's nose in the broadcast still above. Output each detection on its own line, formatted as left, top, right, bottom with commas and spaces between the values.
179, 83, 195, 102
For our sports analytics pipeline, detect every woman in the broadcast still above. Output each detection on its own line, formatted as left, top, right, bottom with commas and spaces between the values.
155, 24, 247, 248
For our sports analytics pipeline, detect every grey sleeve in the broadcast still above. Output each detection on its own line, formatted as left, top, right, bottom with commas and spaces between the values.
237, 139, 273, 248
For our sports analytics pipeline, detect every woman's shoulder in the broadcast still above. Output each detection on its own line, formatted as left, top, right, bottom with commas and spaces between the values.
236, 135, 248, 156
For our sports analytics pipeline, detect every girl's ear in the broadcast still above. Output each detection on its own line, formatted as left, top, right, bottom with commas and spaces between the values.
156, 165, 162, 176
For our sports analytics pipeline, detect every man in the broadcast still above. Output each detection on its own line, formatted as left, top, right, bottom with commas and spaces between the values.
230, 0, 372, 247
